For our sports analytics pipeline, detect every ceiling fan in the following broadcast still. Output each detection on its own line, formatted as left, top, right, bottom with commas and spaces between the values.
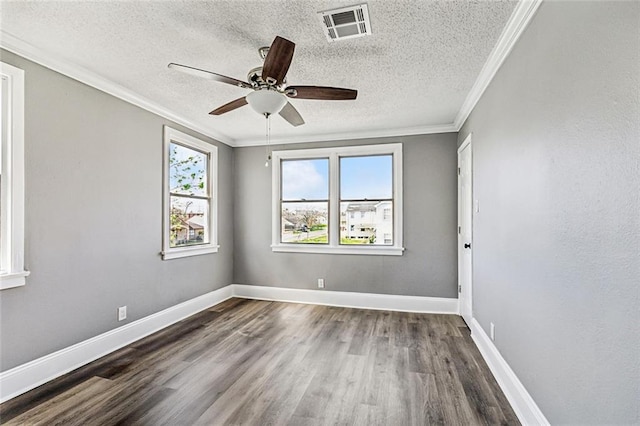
168, 36, 358, 127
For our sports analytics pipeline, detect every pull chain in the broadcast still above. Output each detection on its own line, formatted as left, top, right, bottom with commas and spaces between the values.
264, 113, 271, 167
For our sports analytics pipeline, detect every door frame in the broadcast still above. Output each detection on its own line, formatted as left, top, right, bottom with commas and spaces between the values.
457, 133, 473, 324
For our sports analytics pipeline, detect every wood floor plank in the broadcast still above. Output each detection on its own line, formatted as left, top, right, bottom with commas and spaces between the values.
357, 334, 390, 407
195, 320, 313, 424
445, 334, 507, 425
3, 376, 114, 426
221, 337, 317, 425
433, 336, 483, 425
321, 353, 367, 425
0, 299, 520, 426
0, 346, 137, 422
384, 345, 412, 425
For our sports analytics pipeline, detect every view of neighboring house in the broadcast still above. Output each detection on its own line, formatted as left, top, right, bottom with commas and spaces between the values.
282, 218, 295, 231
186, 215, 205, 240
280, 202, 391, 245
282, 208, 327, 231
172, 212, 205, 245
341, 201, 392, 244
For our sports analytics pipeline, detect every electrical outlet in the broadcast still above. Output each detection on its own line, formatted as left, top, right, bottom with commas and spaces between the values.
490, 322, 495, 341
317, 278, 325, 289
118, 306, 127, 322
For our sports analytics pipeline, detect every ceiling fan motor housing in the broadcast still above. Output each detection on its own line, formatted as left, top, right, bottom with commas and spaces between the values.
248, 66, 287, 90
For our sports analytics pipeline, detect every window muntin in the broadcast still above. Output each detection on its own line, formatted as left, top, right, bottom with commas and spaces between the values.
280, 158, 329, 244
0, 62, 28, 290
162, 126, 218, 260
272, 143, 403, 256
339, 155, 393, 246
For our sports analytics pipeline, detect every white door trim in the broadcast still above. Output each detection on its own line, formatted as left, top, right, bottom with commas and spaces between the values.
458, 133, 472, 153
457, 133, 473, 324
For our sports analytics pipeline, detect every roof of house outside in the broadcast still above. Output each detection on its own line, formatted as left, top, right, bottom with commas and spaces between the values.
187, 215, 205, 229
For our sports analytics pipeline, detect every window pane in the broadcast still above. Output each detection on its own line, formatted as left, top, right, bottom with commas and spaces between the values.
281, 202, 328, 244
340, 201, 393, 245
282, 159, 329, 201
340, 155, 392, 200
170, 196, 209, 247
169, 142, 208, 196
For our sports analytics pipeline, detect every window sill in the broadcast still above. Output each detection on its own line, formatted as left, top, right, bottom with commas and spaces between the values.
271, 244, 404, 256
0, 270, 30, 290
161, 245, 219, 260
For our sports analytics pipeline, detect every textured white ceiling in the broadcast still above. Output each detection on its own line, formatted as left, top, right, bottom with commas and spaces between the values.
0, 0, 517, 146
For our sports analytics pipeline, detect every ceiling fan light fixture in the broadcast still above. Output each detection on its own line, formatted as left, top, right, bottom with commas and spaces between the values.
246, 89, 287, 115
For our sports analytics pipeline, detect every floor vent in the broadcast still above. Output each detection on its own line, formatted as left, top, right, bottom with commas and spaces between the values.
318, 4, 372, 42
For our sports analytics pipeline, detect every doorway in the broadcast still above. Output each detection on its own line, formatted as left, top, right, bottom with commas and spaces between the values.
458, 134, 473, 326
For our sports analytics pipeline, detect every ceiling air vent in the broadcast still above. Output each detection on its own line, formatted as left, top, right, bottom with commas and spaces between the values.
318, 4, 372, 42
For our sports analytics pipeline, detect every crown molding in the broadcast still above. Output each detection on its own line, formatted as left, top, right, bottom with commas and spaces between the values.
1, 0, 541, 147
0, 31, 235, 146
453, 0, 543, 130
0, 30, 453, 147
234, 123, 458, 147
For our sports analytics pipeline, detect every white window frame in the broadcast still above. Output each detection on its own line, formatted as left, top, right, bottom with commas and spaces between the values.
272, 143, 404, 256
162, 126, 218, 260
0, 62, 29, 290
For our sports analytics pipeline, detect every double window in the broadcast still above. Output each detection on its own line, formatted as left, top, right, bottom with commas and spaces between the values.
162, 126, 218, 259
272, 143, 403, 255
0, 62, 28, 290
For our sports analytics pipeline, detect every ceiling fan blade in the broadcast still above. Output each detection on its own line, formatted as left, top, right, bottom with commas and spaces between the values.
261, 36, 295, 85
287, 86, 358, 100
279, 102, 305, 127
209, 97, 248, 115
168, 63, 252, 89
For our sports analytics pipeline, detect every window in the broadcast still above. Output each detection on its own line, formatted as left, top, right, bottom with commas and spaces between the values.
0, 62, 29, 290
280, 158, 329, 244
162, 126, 218, 259
272, 143, 403, 255
340, 154, 393, 246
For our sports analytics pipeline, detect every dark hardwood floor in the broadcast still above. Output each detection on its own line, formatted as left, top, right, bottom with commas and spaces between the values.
0, 298, 519, 425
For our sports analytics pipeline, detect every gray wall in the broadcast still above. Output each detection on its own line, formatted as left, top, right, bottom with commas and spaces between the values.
233, 134, 458, 298
458, 1, 640, 424
0, 50, 234, 371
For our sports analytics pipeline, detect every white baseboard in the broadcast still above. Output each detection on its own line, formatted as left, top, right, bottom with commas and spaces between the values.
0, 285, 233, 403
1, 284, 544, 424
470, 318, 549, 426
0, 284, 457, 404
232, 284, 459, 314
